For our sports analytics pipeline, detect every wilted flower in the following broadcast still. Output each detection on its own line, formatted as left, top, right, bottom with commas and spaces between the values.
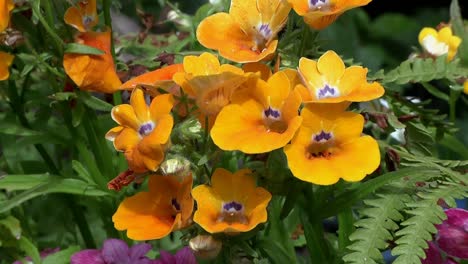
173, 52, 249, 128
192, 168, 271, 233
106, 88, 174, 173
63, 30, 122, 93
64, 0, 98, 32
0, 0, 14, 32
189, 235, 222, 260
284, 104, 380, 185
112, 174, 194, 240
418, 26, 462, 61
288, 0, 372, 29
0, 51, 14, 80
154, 247, 197, 264
296, 50, 384, 104
197, 0, 291, 63
71, 239, 153, 264
211, 71, 303, 153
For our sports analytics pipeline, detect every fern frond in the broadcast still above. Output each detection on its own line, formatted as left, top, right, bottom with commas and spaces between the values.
343, 194, 411, 264
391, 182, 468, 264
370, 56, 467, 84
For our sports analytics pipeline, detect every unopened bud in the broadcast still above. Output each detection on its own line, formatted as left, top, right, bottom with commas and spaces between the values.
189, 235, 222, 260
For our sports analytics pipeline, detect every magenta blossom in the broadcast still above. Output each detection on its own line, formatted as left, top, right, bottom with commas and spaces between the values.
436, 208, 468, 259
154, 247, 197, 264
421, 242, 457, 264
71, 239, 153, 264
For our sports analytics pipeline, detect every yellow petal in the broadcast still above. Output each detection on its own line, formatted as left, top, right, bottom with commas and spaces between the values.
149, 94, 175, 121
317, 50, 345, 85
130, 88, 150, 122
111, 104, 139, 130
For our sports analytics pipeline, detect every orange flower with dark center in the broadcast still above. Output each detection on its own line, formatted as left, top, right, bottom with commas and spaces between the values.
113, 174, 194, 240
64, 0, 98, 32
192, 168, 271, 233
173, 52, 249, 128
0, 51, 14, 80
0, 0, 14, 33
288, 0, 372, 29
284, 104, 380, 185
197, 0, 291, 63
63, 30, 122, 93
211, 71, 302, 153
106, 88, 174, 173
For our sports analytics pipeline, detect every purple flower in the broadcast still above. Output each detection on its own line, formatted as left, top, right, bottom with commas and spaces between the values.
421, 242, 458, 264
436, 208, 468, 259
154, 247, 197, 264
71, 239, 153, 264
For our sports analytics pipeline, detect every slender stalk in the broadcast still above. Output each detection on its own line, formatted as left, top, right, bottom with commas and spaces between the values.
337, 207, 354, 250
449, 89, 459, 122
31, 0, 64, 55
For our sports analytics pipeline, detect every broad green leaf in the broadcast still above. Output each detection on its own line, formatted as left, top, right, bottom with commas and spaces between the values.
72, 160, 95, 184
0, 216, 21, 240
64, 43, 105, 55
17, 236, 41, 264
42, 246, 80, 264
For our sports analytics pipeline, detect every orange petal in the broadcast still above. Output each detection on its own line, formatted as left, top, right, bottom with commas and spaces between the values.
139, 114, 173, 151
0, 0, 13, 32
113, 128, 139, 152
242, 62, 272, 81
105, 126, 124, 141
111, 104, 139, 130
130, 88, 150, 122
317, 50, 345, 85
64, 6, 86, 32
149, 94, 174, 121
0, 52, 14, 81
119, 64, 184, 90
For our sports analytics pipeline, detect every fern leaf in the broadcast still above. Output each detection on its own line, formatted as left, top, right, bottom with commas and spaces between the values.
391, 182, 468, 264
370, 56, 468, 84
343, 194, 410, 264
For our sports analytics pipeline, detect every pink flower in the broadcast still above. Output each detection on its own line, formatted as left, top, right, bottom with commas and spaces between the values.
436, 208, 468, 259
154, 247, 197, 264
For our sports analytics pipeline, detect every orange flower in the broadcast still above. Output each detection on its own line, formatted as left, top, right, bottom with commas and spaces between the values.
0, 0, 14, 32
288, 0, 371, 29
211, 71, 302, 153
113, 174, 194, 240
284, 104, 380, 185
197, 0, 291, 63
105, 88, 174, 173
0, 51, 14, 80
296, 50, 384, 103
192, 168, 271, 233
64, 0, 98, 32
173, 52, 249, 128
63, 30, 122, 93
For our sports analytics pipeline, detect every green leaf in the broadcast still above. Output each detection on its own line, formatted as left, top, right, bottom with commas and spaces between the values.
0, 121, 43, 136
450, 0, 468, 65
17, 236, 41, 264
64, 43, 105, 55
42, 246, 80, 264
0, 174, 109, 212
78, 92, 114, 112
0, 216, 21, 240
49, 92, 77, 101
72, 160, 95, 184
420, 82, 449, 101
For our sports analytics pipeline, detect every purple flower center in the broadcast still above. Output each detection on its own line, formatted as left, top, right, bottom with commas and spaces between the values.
171, 198, 181, 211
317, 84, 339, 99
223, 201, 243, 212
258, 24, 272, 40
264, 107, 281, 119
309, 0, 330, 10
138, 122, 155, 136
313, 130, 333, 143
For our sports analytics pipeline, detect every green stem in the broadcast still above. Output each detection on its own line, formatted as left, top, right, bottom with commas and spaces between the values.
449, 89, 459, 123
299, 25, 309, 58
301, 186, 331, 263
31, 0, 64, 56
337, 207, 354, 250
103, 0, 115, 59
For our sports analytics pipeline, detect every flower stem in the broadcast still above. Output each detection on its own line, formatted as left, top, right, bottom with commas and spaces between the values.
31, 0, 64, 56
337, 207, 354, 250
449, 89, 459, 123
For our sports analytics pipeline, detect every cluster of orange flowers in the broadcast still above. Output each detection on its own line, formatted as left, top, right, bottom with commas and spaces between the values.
0, 0, 15, 80
102, 0, 388, 241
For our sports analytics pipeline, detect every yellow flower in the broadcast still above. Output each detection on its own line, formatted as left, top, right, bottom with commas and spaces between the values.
463, 80, 468, 95
105, 88, 174, 173
64, 0, 98, 32
0, 0, 14, 32
284, 104, 380, 185
0, 51, 14, 80
173, 52, 249, 129
211, 71, 302, 153
192, 168, 271, 233
288, 0, 371, 29
296, 50, 384, 103
63, 30, 122, 93
196, 0, 291, 63
112, 174, 194, 240
418, 26, 462, 61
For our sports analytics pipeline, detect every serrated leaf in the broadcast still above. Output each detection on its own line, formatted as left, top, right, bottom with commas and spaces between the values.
64, 43, 105, 55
